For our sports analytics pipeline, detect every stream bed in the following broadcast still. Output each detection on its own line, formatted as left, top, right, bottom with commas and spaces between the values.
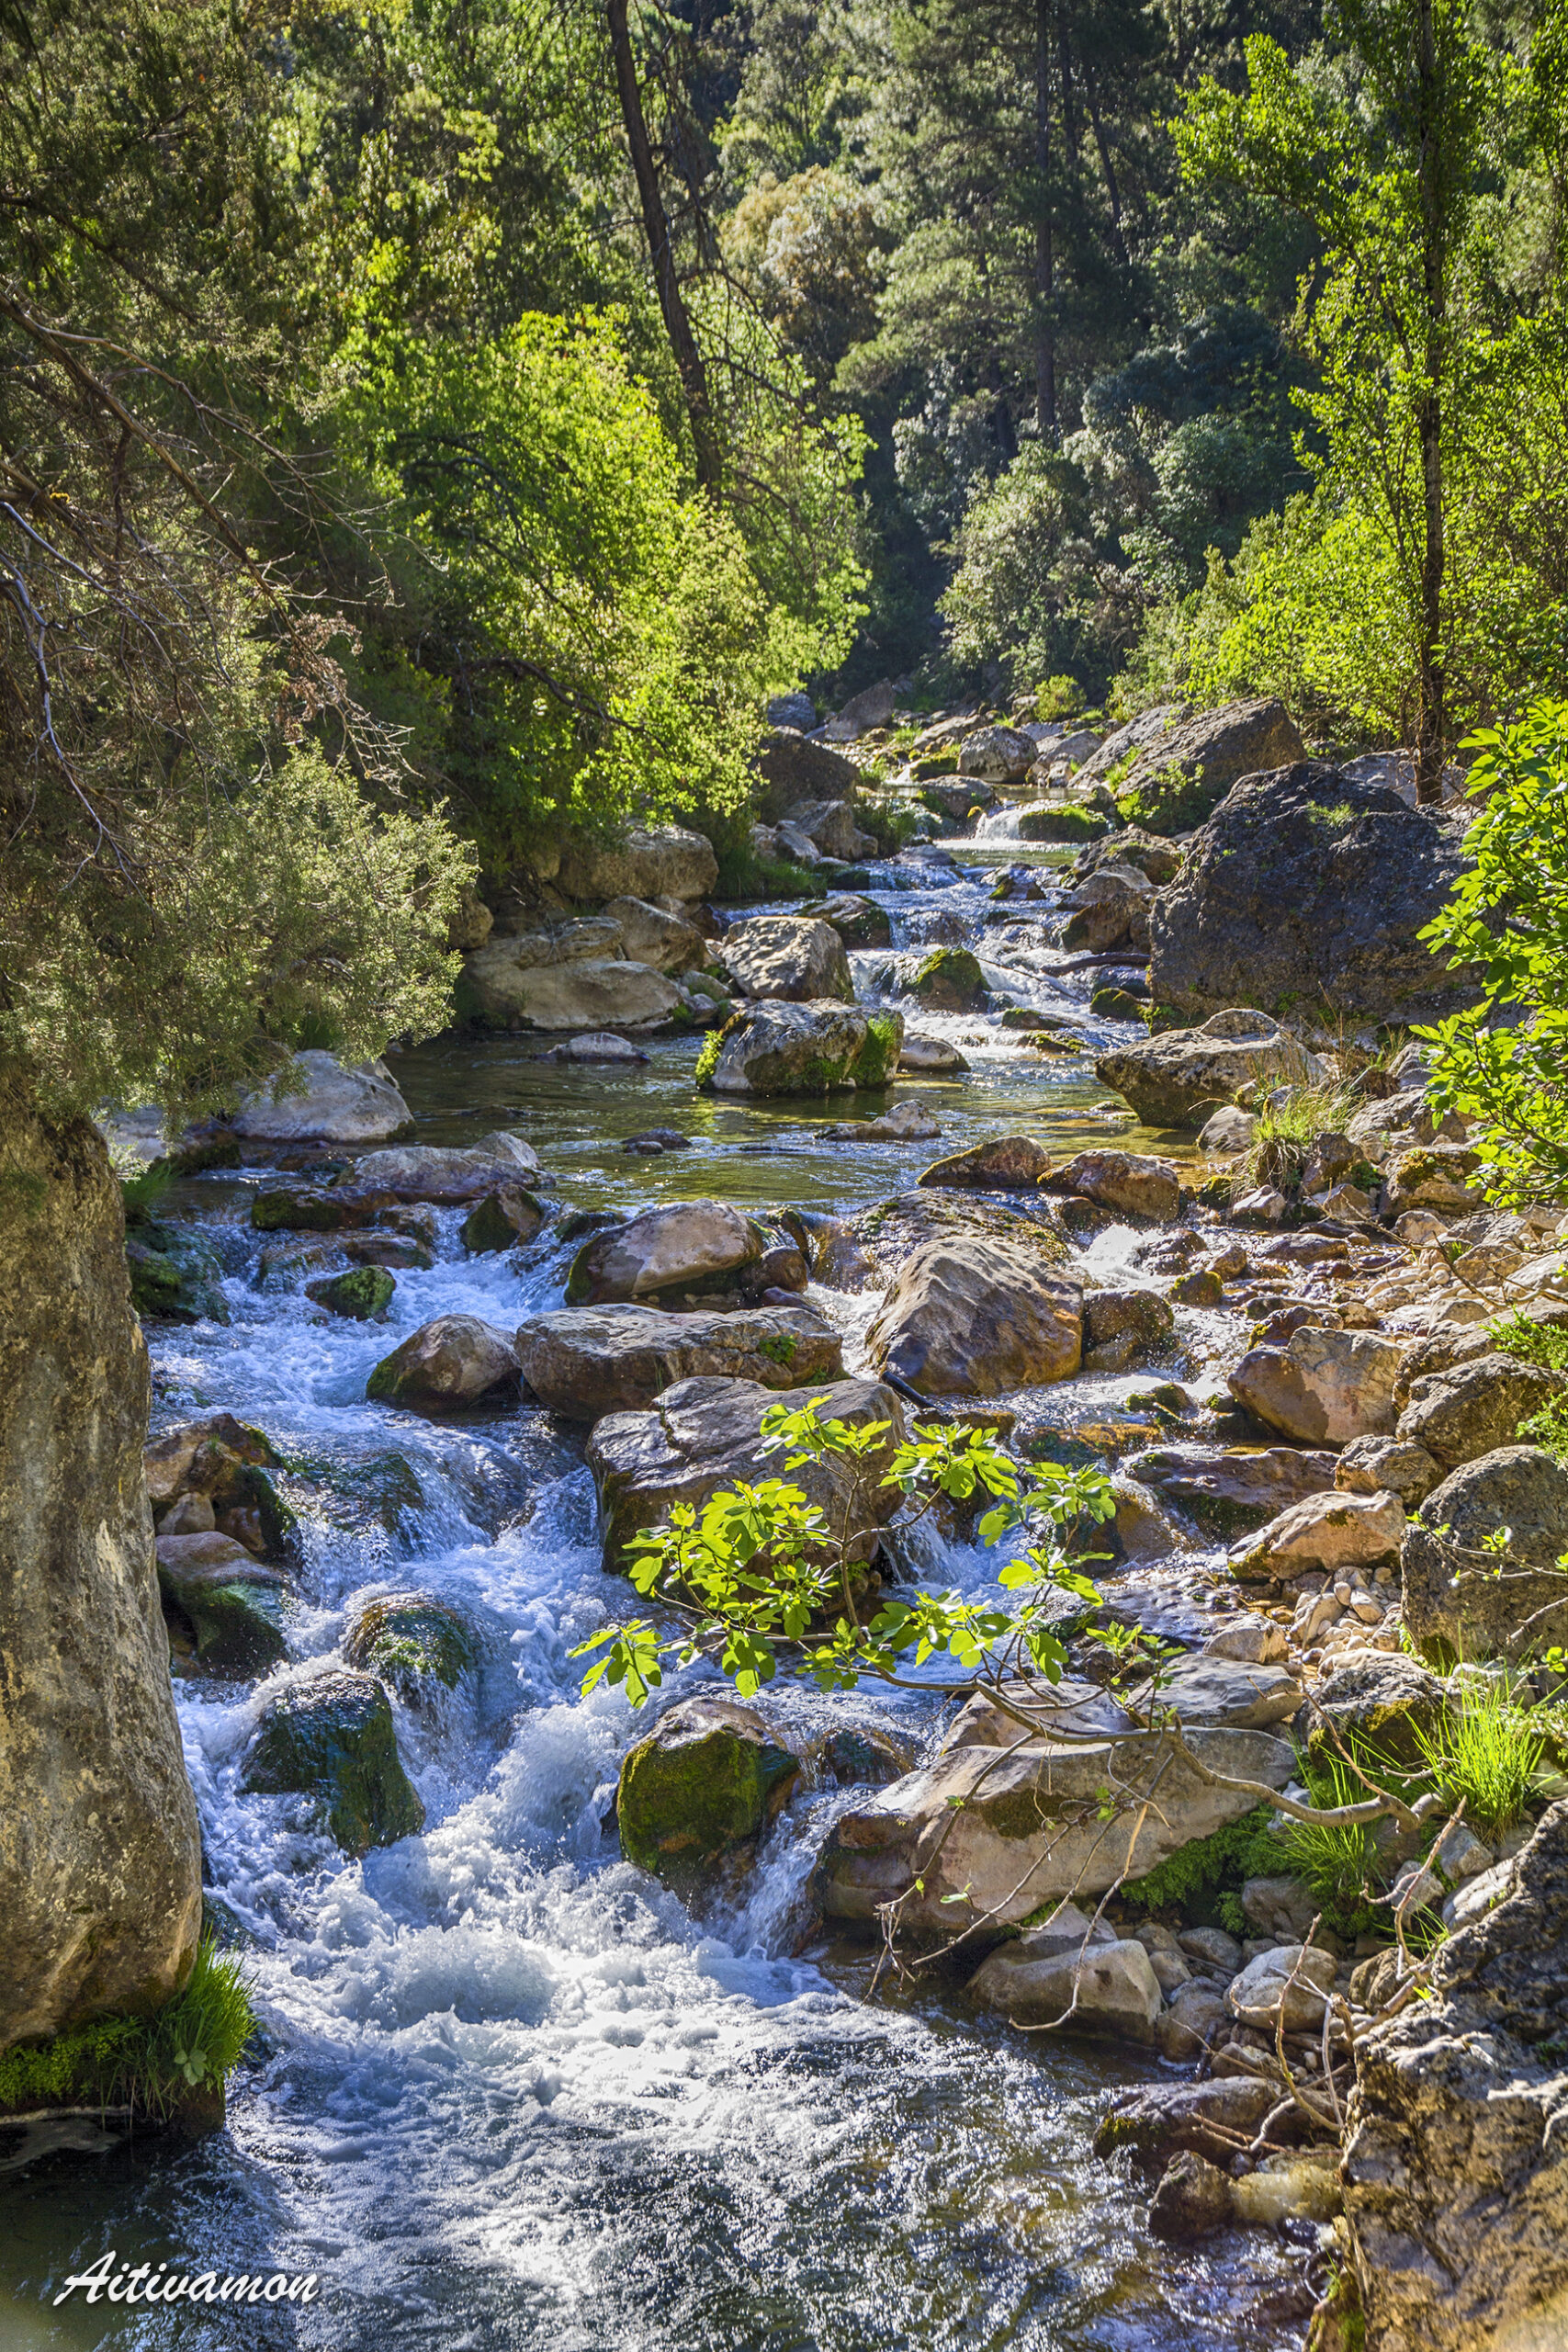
2, 854, 1312, 2350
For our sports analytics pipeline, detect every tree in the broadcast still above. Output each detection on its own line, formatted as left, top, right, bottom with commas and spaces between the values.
1176, 4, 1501, 799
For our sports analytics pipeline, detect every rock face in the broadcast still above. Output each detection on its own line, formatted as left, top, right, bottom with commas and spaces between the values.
564, 1201, 764, 1306
556, 824, 718, 905
865, 1238, 1084, 1396
365, 1316, 521, 1410
586, 1374, 908, 1575
1096, 1010, 1326, 1129
243, 1671, 424, 1854
1343, 1801, 1568, 2352
1402, 1446, 1568, 1660
718, 915, 852, 1002
699, 1001, 903, 1096
616, 1697, 800, 1882
1107, 697, 1305, 835
515, 1304, 843, 1418
0, 1085, 202, 2048
1149, 763, 1476, 1024
1230, 1326, 1406, 1445
812, 1725, 1295, 1939
232, 1050, 412, 1144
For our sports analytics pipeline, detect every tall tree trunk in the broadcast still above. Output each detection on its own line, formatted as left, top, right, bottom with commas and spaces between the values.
1034, 0, 1057, 441
605, 0, 723, 495
1415, 0, 1447, 805
1085, 73, 1130, 269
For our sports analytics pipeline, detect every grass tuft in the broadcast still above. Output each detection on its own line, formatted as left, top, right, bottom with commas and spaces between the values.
1410, 1679, 1542, 1839
0, 1936, 255, 2120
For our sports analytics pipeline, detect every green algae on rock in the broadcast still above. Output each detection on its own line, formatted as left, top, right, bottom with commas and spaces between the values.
243, 1671, 425, 1854
617, 1696, 800, 1881
307, 1265, 396, 1320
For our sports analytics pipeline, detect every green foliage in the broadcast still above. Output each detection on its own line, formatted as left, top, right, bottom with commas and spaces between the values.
1278, 1754, 1390, 1929
1035, 677, 1086, 721
1520, 1395, 1568, 1462
570, 1398, 1117, 1706
1121, 1804, 1282, 1928
1243, 1081, 1361, 1192
1411, 1680, 1543, 1838
1491, 1313, 1568, 1374
0, 1937, 254, 2119
1422, 703, 1568, 1204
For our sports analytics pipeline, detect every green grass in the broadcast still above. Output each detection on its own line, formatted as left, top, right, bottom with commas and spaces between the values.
1119, 1804, 1284, 1929
854, 798, 921, 857
0, 1936, 254, 2120
1277, 1754, 1390, 1929
1410, 1679, 1543, 1838
1243, 1080, 1362, 1192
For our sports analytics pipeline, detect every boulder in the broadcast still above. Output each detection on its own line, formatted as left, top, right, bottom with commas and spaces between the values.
754, 731, 859, 820
586, 1374, 908, 1576
698, 1001, 902, 1096
967, 1936, 1163, 2041
908, 946, 987, 1012
1336, 1435, 1444, 1509
349, 1132, 542, 1203
812, 1726, 1295, 1939
1402, 1446, 1568, 1661
1081, 1287, 1176, 1373
1397, 1352, 1565, 1471
1148, 2152, 1237, 2242
801, 892, 893, 949
1202, 1616, 1289, 1665
564, 1201, 764, 1306
717, 915, 853, 1003
242, 1670, 424, 1855
1229, 1487, 1406, 1582
899, 1032, 969, 1073
1014, 801, 1109, 843
1228, 1941, 1337, 2032
460, 951, 682, 1032
1149, 763, 1477, 1025
599, 896, 708, 974
818, 1101, 942, 1142
1156, 1656, 1303, 1731
778, 797, 874, 862
850, 1188, 1074, 1283
919, 1136, 1055, 1190
1053, 1149, 1182, 1222
1343, 1802, 1568, 2352
1104, 696, 1304, 834
1097, 1010, 1327, 1130
1076, 827, 1185, 887
231, 1050, 412, 1145
1240, 1873, 1323, 1942
460, 1186, 548, 1253
143, 1414, 293, 1558
829, 679, 899, 737
156, 1533, 288, 1674
556, 824, 718, 905
343, 1592, 478, 1698
125, 1221, 230, 1324
616, 1696, 800, 1882
1095, 2076, 1280, 2170
1385, 1143, 1484, 1214
1305, 1654, 1450, 1767
307, 1266, 395, 1321
543, 1031, 651, 1064
1060, 866, 1155, 953
1229, 1326, 1406, 1445
1197, 1105, 1258, 1156
959, 723, 1036, 781
515, 1304, 842, 1419
365, 1316, 521, 1411
1123, 1442, 1337, 1533
864, 1238, 1084, 1396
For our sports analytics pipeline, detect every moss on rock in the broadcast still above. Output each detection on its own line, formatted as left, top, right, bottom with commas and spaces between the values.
909, 946, 987, 1012
617, 1696, 800, 1881
243, 1671, 425, 1854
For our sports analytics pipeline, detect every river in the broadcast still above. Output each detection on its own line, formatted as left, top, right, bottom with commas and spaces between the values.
2, 852, 1311, 2350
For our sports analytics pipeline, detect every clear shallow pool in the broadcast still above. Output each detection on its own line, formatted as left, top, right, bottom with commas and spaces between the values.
1, 858, 1307, 2350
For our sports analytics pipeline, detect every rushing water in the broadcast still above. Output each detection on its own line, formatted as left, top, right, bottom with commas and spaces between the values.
2, 853, 1312, 2350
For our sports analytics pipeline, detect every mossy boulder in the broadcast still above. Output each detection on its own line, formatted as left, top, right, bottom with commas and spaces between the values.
243, 1671, 425, 1854
307, 1266, 395, 1320
908, 947, 987, 1012
125, 1224, 230, 1324
616, 1696, 800, 1882
344, 1592, 478, 1699
1016, 803, 1111, 842
250, 1183, 387, 1233
156, 1532, 288, 1676
697, 1000, 905, 1097
460, 1186, 547, 1253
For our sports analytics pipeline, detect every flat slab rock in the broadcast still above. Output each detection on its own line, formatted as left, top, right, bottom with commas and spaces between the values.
514, 1303, 842, 1419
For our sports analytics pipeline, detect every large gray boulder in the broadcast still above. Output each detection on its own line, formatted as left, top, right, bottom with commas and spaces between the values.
754, 730, 859, 819
516, 1304, 841, 1418
864, 1238, 1083, 1396
1124, 1441, 1337, 1533
0, 1083, 201, 2049
1149, 763, 1477, 1024
1096, 1009, 1327, 1129
556, 824, 717, 904
600, 896, 708, 975
586, 1373, 908, 1575
1403, 1445, 1568, 1660
231, 1050, 412, 1144
1397, 1352, 1566, 1472
459, 949, 682, 1032
365, 1316, 521, 1411
563, 1201, 764, 1306
718, 914, 853, 1003
968, 1931, 1163, 2041
812, 1725, 1295, 1940
698, 1000, 902, 1096
1099, 697, 1304, 834
1230, 1326, 1406, 1446
1344, 1802, 1568, 2352
350, 1132, 541, 1203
